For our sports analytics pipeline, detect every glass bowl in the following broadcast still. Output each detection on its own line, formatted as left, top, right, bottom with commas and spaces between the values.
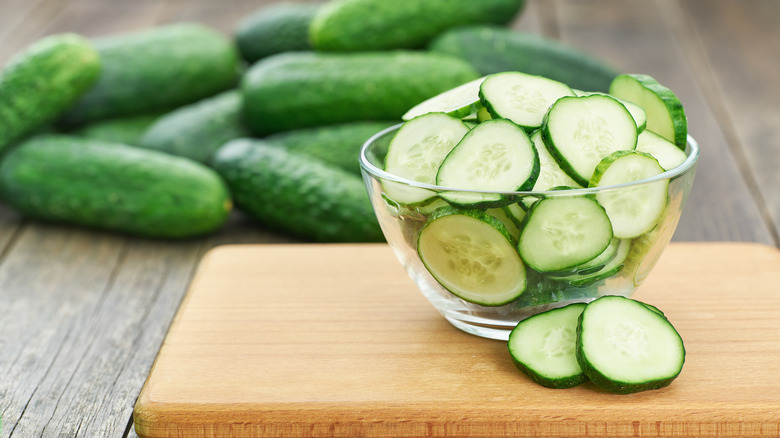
360, 124, 699, 340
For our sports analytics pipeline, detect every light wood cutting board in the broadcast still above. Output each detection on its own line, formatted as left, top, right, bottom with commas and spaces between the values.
134, 242, 780, 438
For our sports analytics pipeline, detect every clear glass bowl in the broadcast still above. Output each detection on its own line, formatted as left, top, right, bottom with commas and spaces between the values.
360, 124, 699, 340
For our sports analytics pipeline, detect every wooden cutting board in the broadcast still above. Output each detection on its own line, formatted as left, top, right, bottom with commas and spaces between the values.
133, 242, 780, 438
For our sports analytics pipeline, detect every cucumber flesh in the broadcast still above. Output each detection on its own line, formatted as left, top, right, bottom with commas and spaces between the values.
436, 119, 539, 207
508, 303, 588, 388
541, 94, 638, 187
383, 112, 469, 205
417, 208, 526, 306
576, 295, 685, 394
402, 76, 486, 121
523, 130, 583, 209
590, 150, 668, 239
636, 129, 687, 171
480, 71, 574, 131
517, 196, 613, 273
574, 89, 647, 133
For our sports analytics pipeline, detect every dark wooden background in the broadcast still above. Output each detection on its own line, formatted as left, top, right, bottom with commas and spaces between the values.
0, 0, 778, 437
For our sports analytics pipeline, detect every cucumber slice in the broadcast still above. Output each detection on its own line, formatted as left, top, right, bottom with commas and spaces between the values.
609, 73, 687, 149
636, 129, 687, 171
417, 208, 526, 306
486, 207, 520, 242
383, 113, 470, 205
541, 94, 638, 187
517, 196, 613, 273
508, 303, 588, 389
524, 130, 583, 209
590, 150, 668, 239
479, 71, 574, 131
548, 238, 631, 286
576, 295, 685, 394
436, 119, 539, 207
574, 89, 648, 133
402, 76, 486, 121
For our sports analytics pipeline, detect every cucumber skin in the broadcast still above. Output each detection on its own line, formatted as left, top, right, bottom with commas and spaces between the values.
59, 23, 240, 127
310, 0, 525, 51
575, 296, 685, 394
139, 90, 249, 163
264, 121, 396, 175
241, 51, 480, 135
234, 2, 321, 63
0, 33, 100, 151
429, 26, 619, 93
0, 135, 232, 238
210, 139, 384, 243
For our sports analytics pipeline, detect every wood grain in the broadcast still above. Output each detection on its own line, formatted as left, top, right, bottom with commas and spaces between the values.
134, 242, 780, 438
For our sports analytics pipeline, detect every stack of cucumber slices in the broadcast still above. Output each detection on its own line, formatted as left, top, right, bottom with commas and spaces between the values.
384, 71, 690, 393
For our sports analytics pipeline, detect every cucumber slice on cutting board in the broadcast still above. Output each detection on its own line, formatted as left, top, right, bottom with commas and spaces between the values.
508, 303, 588, 389
576, 295, 686, 394
417, 207, 526, 306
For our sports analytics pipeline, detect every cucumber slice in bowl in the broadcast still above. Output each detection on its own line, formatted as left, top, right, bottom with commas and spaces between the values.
609, 73, 688, 149
573, 89, 648, 133
508, 303, 588, 389
576, 295, 685, 394
590, 150, 668, 239
402, 76, 486, 121
436, 119, 539, 207
383, 112, 470, 205
636, 129, 687, 171
417, 207, 526, 306
517, 196, 613, 273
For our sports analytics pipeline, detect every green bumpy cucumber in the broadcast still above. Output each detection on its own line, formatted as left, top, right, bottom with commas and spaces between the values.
241, 51, 479, 135
210, 138, 384, 243
0, 134, 232, 238
264, 121, 396, 175
139, 90, 249, 163
59, 23, 240, 127
309, 0, 525, 51
72, 113, 162, 145
429, 26, 619, 92
234, 2, 321, 63
0, 33, 100, 151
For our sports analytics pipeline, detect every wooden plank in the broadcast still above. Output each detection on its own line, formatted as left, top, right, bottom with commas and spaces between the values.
552, 0, 775, 244
677, 0, 780, 242
134, 242, 780, 438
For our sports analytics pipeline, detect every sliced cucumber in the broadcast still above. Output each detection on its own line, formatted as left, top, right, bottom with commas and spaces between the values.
574, 89, 648, 133
417, 207, 526, 306
517, 196, 613, 273
636, 129, 687, 171
576, 295, 685, 394
383, 112, 470, 205
508, 303, 588, 389
402, 76, 486, 121
524, 130, 583, 209
590, 150, 668, 239
479, 71, 574, 131
436, 119, 539, 207
486, 207, 520, 242
548, 238, 631, 286
609, 73, 687, 149
541, 94, 638, 187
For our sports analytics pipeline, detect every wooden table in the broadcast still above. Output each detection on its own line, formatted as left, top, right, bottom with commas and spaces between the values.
0, 0, 778, 437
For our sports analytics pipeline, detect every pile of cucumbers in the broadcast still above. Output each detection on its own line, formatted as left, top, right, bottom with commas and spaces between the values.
0, 0, 621, 241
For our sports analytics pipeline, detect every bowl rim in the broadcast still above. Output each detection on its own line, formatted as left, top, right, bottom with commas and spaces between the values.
359, 122, 700, 196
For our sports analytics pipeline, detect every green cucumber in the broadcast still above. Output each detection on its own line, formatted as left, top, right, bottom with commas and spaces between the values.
417, 207, 526, 306
436, 119, 539, 207
574, 89, 647, 133
242, 51, 480, 135
0, 33, 100, 151
541, 94, 638, 187
265, 121, 396, 175
576, 295, 685, 394
508, 303, 588, 388
590, 150, 668, 239
0, 134, 231, 238
428, 26, 620, 92
547, 238, 631, 287
528, 130, 583, 197
636, 129, 687, 171
517, 196, 613, 273
609, 73, 687, 149
402, 76, 486, 121
59, 23, 240, 126
139, 90, 249, 163
310, 0, 525, 51
72, 113, 162, 145
211, 138, 383, 242
234, 2, 321, 63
